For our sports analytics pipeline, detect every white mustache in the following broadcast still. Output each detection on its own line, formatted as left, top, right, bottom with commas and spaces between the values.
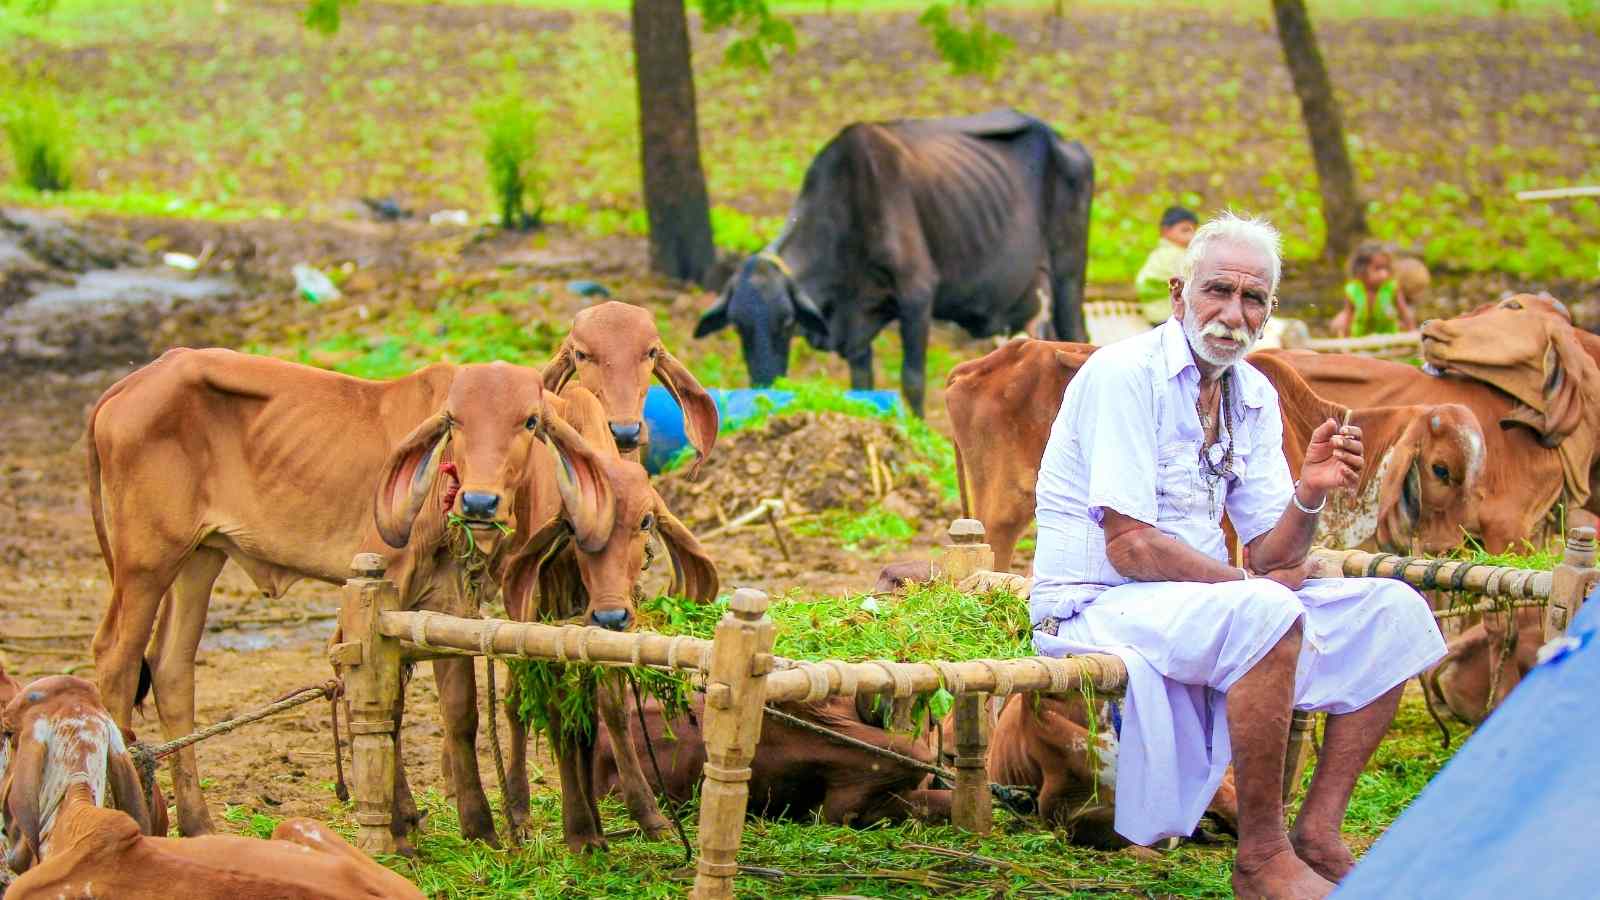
1201, 321, 1251, 343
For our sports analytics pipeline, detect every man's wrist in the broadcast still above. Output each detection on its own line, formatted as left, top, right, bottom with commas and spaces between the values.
1292, 480, 1327, 515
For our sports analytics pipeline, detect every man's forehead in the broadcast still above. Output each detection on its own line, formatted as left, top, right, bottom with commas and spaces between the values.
1192, 242, 1272, 285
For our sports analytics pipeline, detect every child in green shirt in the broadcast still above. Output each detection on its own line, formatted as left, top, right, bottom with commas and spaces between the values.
1135, 206, 1197, 324
1331, 241, 1417, 338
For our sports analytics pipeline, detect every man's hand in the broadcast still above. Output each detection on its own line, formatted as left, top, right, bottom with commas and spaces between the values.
1258, 558, 1313, 591
1299, 418, 1363, 500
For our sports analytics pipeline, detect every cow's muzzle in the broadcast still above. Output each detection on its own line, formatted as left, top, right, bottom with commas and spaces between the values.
608, 420, 643, 452
459, 491, 500, 521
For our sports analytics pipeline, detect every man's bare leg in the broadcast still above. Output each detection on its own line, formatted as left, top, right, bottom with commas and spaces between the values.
1290, 681, 1404, 882
1228, 621, 1334, 900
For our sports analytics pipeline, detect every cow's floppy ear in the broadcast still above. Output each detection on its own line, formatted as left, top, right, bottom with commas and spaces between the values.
542, 405, 615, 553
107, 742, 153, 835
543, 341, 577, 394
1376, 418, 1425, 554
654, 495, 719, 603
502, 518, 578, 622
790, 283, 827, 340
373, 413, 450, 549
4, 719, 45, 868
695, 289, 731, 338
1499, 326, 1593, 449
652, 348, 718, 478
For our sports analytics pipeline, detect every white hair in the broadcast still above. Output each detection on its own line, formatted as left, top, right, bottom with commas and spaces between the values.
1179, 211, 1283, 299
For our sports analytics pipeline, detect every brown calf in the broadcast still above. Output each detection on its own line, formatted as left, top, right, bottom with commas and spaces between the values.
946, 339, 1487, 571
543, 301, 719, 472
87, 351, 609, 847
1424, 608, 1543, 727
1, 678, 423, 900
977, 693, 1238, 848
495, 384, 719, 853
593, 694, 951, 827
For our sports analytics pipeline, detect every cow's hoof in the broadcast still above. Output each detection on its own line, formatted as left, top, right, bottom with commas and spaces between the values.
393, 836, 419, 859
566, 834, 608, 854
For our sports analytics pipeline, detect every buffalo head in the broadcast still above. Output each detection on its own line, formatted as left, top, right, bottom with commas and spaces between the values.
694, 253, 826, 388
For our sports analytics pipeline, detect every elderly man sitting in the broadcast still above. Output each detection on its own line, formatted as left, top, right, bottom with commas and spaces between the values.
1030, 212, 1445, 899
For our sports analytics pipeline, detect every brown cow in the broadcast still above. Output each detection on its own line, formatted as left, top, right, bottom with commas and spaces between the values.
947, 339, 1487, 571
86, 351, 614, 846
495, 384, 719, 852
1423, 607, 1543, 727
593, 694, 951, 826
1266, 350, 1566, 552
976, 693, 1239, 848
0, 677, 424, 899
542, 301, 719, 473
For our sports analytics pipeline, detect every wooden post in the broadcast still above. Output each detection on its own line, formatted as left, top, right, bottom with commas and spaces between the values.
691, 589, 777, 900
334, 553, 403, 856
941, 518, 994, 585
1283, 710, 1315, 807
1546, 526, 1597, 637
950, 692, 992, 834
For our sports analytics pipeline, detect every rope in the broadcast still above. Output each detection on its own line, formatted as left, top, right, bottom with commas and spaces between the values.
130, 680, 341, 769
626, 671, 692, 866
1433, 599, 1547, 621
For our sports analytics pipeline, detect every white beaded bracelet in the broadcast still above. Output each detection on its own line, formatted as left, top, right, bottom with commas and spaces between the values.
1291, 480, 1327, 515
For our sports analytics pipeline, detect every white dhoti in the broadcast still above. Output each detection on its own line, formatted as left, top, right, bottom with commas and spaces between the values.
1031, 576, 1446, 846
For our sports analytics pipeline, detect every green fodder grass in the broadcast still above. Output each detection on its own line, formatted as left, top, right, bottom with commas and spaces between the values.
475, 71, 548, 230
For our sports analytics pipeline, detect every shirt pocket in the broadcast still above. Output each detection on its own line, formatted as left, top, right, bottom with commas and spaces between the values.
1155, 442, 1195, 522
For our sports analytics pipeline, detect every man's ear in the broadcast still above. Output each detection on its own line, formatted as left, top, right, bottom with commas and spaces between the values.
1170, 277, 1186, 319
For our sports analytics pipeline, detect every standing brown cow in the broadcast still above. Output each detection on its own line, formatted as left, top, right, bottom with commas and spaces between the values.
543, 301, 719, 474
947, 340, 1486, 571
86, 351, 620, 847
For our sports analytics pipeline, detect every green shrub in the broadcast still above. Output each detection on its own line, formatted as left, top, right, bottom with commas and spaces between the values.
3, 82, 74, 192
918, 0, 1012, 79
474, 82, 545, 231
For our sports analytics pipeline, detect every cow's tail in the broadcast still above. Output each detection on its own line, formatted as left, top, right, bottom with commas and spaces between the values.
85, 377, 122, 581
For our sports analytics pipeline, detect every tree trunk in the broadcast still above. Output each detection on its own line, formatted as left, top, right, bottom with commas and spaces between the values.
631, 0, 716, 285
1271, 0, 1367, 265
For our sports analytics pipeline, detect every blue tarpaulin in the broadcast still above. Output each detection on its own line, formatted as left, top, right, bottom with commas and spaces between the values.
1335, 586, 1600, 899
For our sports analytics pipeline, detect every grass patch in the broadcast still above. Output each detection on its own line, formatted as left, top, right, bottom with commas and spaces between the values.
258, 296, 563, 381
3, 79, 75, 191
475, 69, 547, 230
215, 689, 1459, 899
792, 504, 918, 553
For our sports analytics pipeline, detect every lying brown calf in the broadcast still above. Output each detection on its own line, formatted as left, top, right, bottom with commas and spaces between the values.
593, 694, 950, 826
1424, 608, 1543, 727
974, 693, 1239, 849
1, 677, 423, 900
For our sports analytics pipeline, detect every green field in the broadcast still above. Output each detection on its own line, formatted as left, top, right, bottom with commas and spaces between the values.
5, 0, 1600, 284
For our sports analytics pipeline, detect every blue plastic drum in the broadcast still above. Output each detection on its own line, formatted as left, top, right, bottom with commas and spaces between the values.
641, 386, 904, 473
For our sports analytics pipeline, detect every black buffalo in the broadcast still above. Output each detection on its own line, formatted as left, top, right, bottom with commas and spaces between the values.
694, 109, 1093, 416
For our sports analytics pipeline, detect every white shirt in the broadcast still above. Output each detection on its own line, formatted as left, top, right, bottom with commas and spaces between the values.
1031, 318, 1294, 622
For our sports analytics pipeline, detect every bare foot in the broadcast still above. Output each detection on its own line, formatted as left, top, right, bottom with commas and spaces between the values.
1232, 845, 1336, 900
1291, 828, 1358, 883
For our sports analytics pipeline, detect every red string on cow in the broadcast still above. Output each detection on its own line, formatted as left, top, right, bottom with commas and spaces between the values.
439, 461, 461, 511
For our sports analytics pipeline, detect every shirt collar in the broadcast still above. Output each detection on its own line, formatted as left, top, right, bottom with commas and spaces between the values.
1158, 317, 1271, 410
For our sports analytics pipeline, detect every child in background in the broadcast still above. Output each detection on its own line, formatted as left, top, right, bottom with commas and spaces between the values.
1331, 240, 1417, 338
1134, 206, 1198, 324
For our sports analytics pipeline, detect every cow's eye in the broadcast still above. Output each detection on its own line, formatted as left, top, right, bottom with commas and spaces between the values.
640, 513, 655, 532
1503, 299, 1523, 310
647, 346, 660, 361
574, 350, 590, 363
525, 415, 539, 431
1432, 463, 1450, 483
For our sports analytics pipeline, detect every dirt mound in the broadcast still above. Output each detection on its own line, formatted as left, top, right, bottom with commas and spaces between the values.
656, 411, 958, 533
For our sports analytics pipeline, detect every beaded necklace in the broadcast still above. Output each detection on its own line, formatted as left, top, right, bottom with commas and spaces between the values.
1195, 371, 1235, 518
